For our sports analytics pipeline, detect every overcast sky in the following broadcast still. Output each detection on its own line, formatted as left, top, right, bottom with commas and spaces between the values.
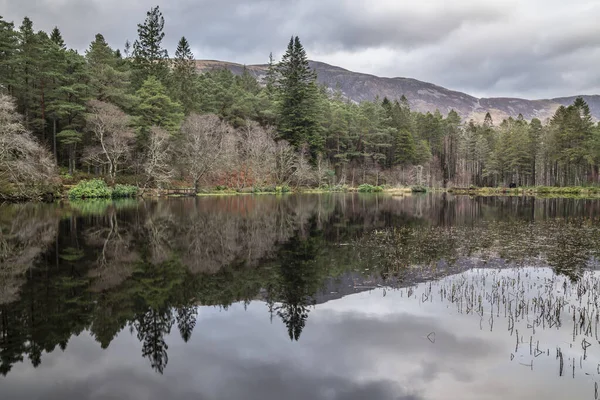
2, 0, 599, 99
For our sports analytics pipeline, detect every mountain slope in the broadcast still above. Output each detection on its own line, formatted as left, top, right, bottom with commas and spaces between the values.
193, 60, 600, 122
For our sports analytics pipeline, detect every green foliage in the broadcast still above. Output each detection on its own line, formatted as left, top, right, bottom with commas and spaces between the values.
131, 6, 169, 87
276, 36, 323, 154
112, 184, 139, 198
68, 179, 112, 199
135, 75, 184, 140
2, 11, 600, 194
411, 185, 427, 193
358, 184, 383, 193
68, 180, 139, 200
169, 36, 196, 113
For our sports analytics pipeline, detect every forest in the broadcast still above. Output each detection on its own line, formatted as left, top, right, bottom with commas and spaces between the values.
1, 6, 600, 198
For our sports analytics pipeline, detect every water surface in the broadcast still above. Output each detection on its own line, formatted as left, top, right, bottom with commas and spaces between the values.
2, 194, 600, 399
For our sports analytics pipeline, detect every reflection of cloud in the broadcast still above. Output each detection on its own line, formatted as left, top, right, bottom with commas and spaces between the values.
2, 269, 599, 400
0, 296, 492, 400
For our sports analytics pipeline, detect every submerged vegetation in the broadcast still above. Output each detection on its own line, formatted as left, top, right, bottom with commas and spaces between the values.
1, 7, 600, 199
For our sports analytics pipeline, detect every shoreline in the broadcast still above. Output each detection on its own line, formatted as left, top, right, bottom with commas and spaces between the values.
3, 185, 600, 203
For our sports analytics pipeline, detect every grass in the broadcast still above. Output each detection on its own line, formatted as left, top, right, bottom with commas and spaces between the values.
448, 185, 600, 197
358, 184, 384, 193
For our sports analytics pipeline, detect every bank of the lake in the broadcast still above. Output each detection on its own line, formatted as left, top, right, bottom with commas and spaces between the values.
448, 185, 600, 197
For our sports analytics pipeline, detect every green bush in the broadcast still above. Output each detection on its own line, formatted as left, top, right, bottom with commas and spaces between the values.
112, 184, 139, 198
215, 185, 228, 191
278, 185, 291, 193
68, 179, 112, 199
358, 184, 383, 193
411, 185, 427, 193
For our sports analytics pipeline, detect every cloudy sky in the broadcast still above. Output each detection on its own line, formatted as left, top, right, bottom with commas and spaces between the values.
2, 0, 599, 99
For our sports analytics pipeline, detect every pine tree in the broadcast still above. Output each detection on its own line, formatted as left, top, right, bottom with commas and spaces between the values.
56, 129, 82, 174
49, 27, 65, 49
170, 36, 196, 113
135, 75, 183, 143
529, 118, 543, 185
123, 39, 131, 58
394, 128, 416, 165
265, 52, 277, 98
14, 17, 42, 131
132, 6, 169, 88
0, 15, 18, 94
276, 36, 322, 153
47, 49, 89, 165
86, 34, 133, 108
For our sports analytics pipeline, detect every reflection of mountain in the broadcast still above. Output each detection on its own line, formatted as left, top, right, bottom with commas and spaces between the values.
1, 195, 600, 375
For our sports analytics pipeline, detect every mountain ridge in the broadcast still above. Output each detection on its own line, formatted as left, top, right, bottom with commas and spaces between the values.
193, 59, 600, 122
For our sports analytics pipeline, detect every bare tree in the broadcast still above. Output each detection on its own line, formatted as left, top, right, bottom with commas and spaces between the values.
315, 153, 334, 187
237, 120, 277, 188
141, 126, 174, 191
85, 100, 135, 183
178, 114, 235, 192
0, 94, 58, 198
292, 145, 315, 188
273, 140, 297, 186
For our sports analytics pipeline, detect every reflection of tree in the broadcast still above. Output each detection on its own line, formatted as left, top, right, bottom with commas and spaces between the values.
272, 224, 323, 341
176, 306, 197, 343
546, 222, 598, 282
3, 195, 600, 377
134, 307, 174, 374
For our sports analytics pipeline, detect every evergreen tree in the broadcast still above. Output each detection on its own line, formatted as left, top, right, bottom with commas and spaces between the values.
132, 6, 169, 88
49, 27, 65, 49
170, 36, 196, 113
47, 49, 89, 164
0, 16, 18, 94
265, 52, 277, 98
56, 129, 83, 174
14, 17, 42, 132
123, 39, 131, 58
276, 36, 322, 153
135, 75, 183, 142
394, 128, 416, 165
86, 34, 134, 108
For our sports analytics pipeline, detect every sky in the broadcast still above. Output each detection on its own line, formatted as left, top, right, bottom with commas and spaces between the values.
1, 0, 599, 99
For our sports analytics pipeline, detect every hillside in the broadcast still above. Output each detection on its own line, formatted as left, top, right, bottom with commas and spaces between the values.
194, 60, 600, 122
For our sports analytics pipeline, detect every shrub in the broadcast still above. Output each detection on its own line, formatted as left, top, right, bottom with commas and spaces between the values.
278, 185, 291, 193
411, 185, 427, 193
215, 185, 228, 191
68, 179, 113, 199
112, 184, 138, 198
358, 184, 383, 193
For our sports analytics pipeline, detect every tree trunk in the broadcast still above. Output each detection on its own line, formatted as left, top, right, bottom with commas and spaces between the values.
53, 119, 57, 162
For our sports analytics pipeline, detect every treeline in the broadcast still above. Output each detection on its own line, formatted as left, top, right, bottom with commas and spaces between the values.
1, 6, 599, 194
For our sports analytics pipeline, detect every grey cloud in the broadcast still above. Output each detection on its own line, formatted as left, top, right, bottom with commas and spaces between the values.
1, 0, 599, 98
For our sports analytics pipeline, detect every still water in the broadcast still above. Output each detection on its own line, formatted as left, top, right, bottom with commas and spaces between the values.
2, 193, 600, 399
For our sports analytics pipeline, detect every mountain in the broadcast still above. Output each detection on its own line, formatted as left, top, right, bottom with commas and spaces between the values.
194, 60, 600, 122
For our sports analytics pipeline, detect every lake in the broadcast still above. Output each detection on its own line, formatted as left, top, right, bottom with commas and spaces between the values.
2, 193, 600, 400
